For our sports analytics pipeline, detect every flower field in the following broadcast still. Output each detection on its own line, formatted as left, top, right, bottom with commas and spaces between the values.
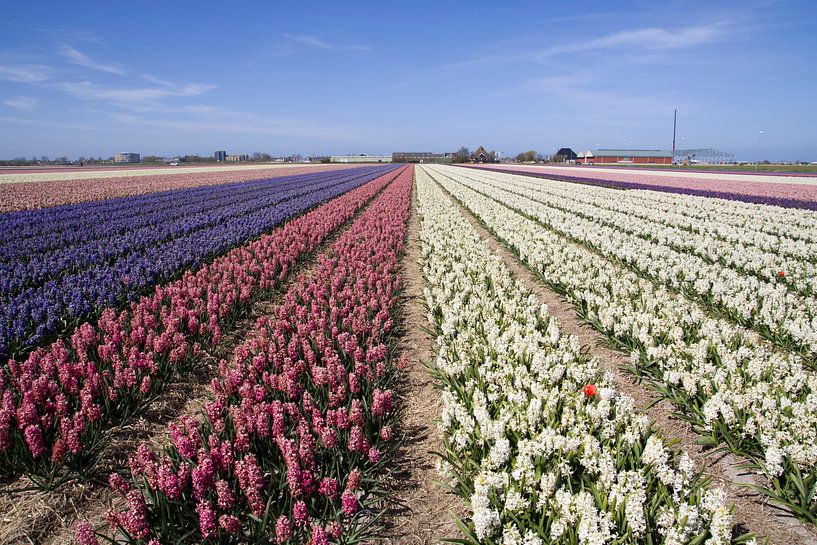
415, 168, 733, 544
2, 161, 817, 544
421, 164, 817, 529
0, 165, 406, 486
0, 164, 357, 213
0, 165, 396, 361
470, 164, 817, 210
77, 168, 412, 544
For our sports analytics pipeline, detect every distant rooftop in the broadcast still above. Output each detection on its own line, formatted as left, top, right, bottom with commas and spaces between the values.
581, 149, 673, 158
586, 148, 672, 157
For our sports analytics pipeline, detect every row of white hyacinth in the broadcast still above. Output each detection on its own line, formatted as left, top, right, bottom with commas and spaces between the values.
415, 168, 738, 545
511, 169, 817, 240
421, 164, 817, 522
458, 168, 817, 288
474, 168, 817, 248
434, 166, 817, 358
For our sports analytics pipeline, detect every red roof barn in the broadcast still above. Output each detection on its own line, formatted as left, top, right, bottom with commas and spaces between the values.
577, 149, 673, 165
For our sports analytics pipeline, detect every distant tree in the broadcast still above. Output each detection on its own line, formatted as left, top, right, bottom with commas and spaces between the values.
252, 152, 273, 162
515, 150, 538, 162
0, 157, 28, 166
452, 147, 471, 163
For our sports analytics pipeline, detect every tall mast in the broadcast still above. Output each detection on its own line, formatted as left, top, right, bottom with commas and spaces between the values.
672, 109, 677, 163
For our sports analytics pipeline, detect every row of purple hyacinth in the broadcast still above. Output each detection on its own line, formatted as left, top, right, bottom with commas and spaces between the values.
0, 165, 398, 361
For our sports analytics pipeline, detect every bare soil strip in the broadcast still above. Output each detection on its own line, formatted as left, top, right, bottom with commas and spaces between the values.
439, 179, 817, 545
380, 182, 465, 545
0, 179, 396, 545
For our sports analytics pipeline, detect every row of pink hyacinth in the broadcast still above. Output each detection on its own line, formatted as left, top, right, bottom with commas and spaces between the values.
0, 164, 354, 213
75, 167, 413, 544
0, 167, 405, 485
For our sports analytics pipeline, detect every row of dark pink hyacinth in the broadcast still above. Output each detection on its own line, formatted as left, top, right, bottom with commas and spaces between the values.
0, 164, 356, 213
75, 167, 413, 544
0, 166, 405, 485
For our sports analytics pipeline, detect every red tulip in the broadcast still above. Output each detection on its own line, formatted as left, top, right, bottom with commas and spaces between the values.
583, 384, 598, 398
778, 270, 785, 278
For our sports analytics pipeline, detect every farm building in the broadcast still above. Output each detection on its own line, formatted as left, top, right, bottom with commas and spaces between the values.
556, 148, 578, 161
330, 154, 392, 163
114, 152, 140, 163
392, 152, 452, 163
473, 146, 490, 163
577, 149, 673, 165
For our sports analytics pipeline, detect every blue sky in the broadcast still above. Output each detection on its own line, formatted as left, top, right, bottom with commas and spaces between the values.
1, 0, 815, 161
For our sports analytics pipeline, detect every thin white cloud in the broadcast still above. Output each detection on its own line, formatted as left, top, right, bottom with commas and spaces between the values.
0, 63, 51, 82
58, 44, 125, 75
0, 115, 118, 132
54, 80, 216, 104
442, 22, 730, 70
538, 24, 727, 57
245, 34, 370, 67
283, 33, 370, 52
108, 112, 363, 141
37, 28, 104, 44
140, 74, 178, 86
3, 96, 38, 110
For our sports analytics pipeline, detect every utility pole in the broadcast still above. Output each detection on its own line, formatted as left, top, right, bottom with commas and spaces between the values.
672, 109, 677, 164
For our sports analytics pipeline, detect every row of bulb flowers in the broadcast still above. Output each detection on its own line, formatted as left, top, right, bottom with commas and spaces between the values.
414, 168, 739, 545
465, 164, 817, 211
462, 169, 817, 296
463, 166, 817, 259
74, 167, 413, 545
443, 167, 817, 361
423, 164, 817, 524
0, 165, 397, 361
0, 169, 345, 277
0, 167, 404, 487
0, 164, 352, 214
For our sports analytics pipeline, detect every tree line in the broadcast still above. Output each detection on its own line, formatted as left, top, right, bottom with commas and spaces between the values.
450, 147, 576, 164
